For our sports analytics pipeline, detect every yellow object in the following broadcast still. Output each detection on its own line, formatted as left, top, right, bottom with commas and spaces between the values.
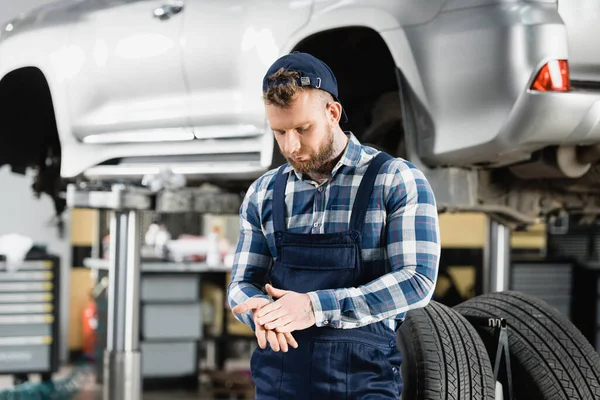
439, 213, 487, 248
70, 209, 97, 246
439, 212, 545, 249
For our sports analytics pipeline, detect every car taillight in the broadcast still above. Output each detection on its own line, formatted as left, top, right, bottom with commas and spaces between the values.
530, 60, 570, 92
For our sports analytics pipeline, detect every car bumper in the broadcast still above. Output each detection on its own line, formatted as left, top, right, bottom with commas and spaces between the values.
425, 86, 600, 167
504, 86, 600, 147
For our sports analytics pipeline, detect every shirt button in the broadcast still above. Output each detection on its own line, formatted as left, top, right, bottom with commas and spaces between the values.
323, 320, 329, 325
389, 340, 395, 348
317, 187, 323, 192
313, 222, 319, 228
392, 367, 398, 374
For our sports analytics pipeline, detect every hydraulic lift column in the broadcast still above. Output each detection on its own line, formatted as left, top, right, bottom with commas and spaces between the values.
67, 184, 152, 400
104, 209, 142, 400
483, 217, 512, 293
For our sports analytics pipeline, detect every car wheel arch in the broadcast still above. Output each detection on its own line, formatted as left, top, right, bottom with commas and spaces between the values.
288, 26, 411, 158
0, 66, 65, 216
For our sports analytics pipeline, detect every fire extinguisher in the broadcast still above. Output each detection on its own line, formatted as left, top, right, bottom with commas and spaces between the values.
82, 296, 97, 361
82, 276, 108, 362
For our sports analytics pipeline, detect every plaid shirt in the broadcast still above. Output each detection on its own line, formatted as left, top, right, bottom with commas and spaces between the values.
227, 133, 440, 331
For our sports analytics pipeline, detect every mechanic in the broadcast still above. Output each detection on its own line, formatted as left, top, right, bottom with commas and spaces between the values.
227, 52, 441, 399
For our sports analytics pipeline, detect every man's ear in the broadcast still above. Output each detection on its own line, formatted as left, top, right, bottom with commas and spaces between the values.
327, 101, 342, 124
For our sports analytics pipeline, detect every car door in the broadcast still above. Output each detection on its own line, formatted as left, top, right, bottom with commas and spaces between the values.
67, 0, 191, 144
180, 0, 313, 139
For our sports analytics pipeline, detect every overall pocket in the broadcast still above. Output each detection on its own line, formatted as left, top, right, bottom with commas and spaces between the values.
276, 243, 358, 292
345, 342, 401, 400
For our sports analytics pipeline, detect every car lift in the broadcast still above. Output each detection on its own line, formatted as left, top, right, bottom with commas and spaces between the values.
484, 218, 512, 294
467, 217, 514, 400
66, 182, 243, 400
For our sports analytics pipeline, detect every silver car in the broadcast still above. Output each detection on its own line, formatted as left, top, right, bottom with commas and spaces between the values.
0, 0, 598, 226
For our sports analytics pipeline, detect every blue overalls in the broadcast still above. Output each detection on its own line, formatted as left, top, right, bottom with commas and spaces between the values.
250, 152, 403, 399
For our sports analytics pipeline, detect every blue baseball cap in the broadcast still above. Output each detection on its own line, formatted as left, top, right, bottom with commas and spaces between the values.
262, 52, 348, 123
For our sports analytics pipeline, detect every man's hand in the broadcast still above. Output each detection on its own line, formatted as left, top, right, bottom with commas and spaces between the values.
231, 297, 298, 352
256, 284, 316, 333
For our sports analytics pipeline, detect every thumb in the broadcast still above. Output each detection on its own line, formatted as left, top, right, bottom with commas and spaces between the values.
231, 298, 264, 314
266, 283, 288, 298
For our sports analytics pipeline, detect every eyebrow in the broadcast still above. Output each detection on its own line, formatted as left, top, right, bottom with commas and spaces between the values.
272, 122, 312, 131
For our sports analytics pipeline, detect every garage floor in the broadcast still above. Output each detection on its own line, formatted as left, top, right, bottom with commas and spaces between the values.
74, 389, 214, 399
0, 366, 242, 400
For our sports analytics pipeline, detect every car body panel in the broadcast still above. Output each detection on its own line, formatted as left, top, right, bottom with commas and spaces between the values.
558, 0, 600, 83
67, 0, 190, 143
402, 2, 571, 166
311, 0, 446, 27
181, 0, 312, 139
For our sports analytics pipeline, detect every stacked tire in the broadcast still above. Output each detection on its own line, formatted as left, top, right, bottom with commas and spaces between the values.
396, 301, 497, 399
454, 291, 600, 400
397, 292, 600, 399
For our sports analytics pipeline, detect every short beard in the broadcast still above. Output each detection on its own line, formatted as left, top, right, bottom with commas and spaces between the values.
286, 127, 335, 175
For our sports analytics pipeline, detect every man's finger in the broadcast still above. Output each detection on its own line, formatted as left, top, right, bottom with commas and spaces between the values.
264, 315, 293, 331
274, 321, 297, 334
265, 284, 289, 299
232, 298, 268, 314
256, 301, 281, 318
284, 332, 298, 349
257, 308, 287, 326
255, 319, 267, 349
277, 332, 288, 352
267, 330, 280, 352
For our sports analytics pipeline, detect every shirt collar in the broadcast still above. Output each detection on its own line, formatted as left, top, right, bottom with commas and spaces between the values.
282, 132, 368, 180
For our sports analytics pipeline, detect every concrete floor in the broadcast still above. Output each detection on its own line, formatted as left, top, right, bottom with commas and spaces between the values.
0, 365, 253, 400
73, 389, 216, 399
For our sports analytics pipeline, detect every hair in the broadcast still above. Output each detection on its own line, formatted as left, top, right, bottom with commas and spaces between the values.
263, 67, 333, 109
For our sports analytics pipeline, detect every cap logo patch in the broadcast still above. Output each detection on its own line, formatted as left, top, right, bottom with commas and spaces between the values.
300, 76, 310, 86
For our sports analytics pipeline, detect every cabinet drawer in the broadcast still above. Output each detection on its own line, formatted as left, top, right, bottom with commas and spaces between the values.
142, 303, 201, 340
0, 282, 53, 292
141, 341, 196, 377
0, 271, 53, 281
0, 322, 52, 337
0, 260, 53, 271
141, 275, 199, 302
0, 344, 50, 373
0, 304, 53, 314
0, 293, 53, 303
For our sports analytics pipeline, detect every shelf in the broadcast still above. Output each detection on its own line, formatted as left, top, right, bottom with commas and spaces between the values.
83, 257, 231, 273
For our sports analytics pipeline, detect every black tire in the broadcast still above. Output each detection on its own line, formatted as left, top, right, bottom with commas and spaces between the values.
397, 300, 496, 399
454, 291, 600, 400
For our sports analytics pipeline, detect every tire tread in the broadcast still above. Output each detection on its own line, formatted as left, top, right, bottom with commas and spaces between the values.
399, 301, 495, 399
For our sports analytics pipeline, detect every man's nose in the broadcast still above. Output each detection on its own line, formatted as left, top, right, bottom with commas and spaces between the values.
283, 131, 300, 154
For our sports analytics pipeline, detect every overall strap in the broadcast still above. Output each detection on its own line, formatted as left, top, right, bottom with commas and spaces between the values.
349, 152, 394, 233
272, 165, 289, 233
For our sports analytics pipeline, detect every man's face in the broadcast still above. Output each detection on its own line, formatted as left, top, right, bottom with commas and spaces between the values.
266, 91, 335, 175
